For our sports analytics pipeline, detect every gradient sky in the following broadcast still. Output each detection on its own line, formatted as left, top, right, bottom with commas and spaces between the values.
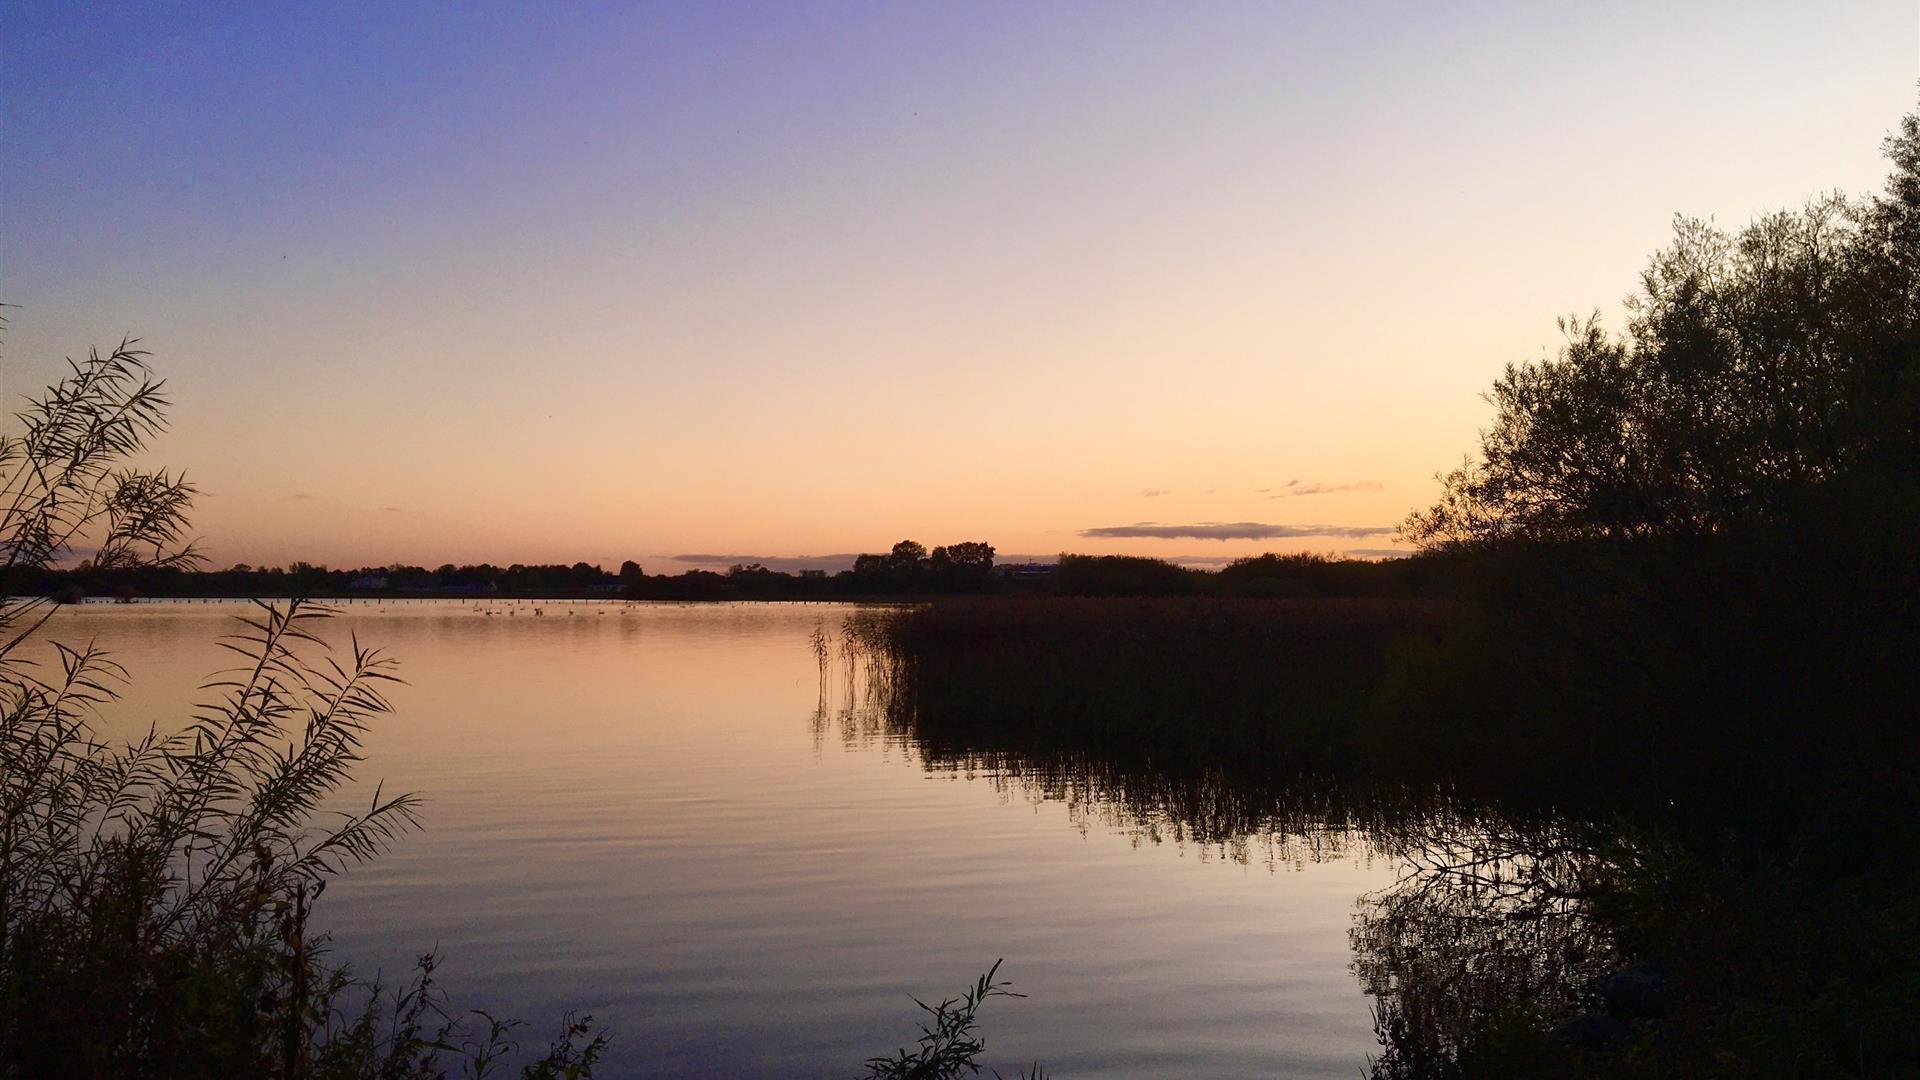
4, 3, 1916, 571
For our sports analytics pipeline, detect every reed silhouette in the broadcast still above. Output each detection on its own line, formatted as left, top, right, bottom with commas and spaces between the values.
0, 343, 612, 1077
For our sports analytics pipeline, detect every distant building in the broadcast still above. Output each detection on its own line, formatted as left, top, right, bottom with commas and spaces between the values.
349, 573, 388, 590
799, 569, 827, 579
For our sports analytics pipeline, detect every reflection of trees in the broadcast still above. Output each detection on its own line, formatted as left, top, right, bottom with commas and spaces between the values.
821, 617, 1632, 1073
1352, 816, 1621, 1079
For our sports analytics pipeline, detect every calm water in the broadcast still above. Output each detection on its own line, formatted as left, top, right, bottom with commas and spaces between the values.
42, 599, 1396, 1077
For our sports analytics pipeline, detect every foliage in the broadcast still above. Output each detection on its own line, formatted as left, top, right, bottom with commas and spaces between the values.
1405, 116, 1920, 547
848, 539, 998, 594
0, 339, 200, 577
1382, 106, 1920, 819
861, 960, 1043, 1080
0, 598, 415, 1074
0, 341, 606, 1077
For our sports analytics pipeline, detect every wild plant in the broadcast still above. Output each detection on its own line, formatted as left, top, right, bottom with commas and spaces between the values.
861, 960, 1043, 1080
0, 340, 604, 1076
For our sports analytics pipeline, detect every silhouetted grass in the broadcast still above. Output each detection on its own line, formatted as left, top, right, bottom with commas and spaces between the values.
0, 342, 611, 1077
0, 599, 611, 1077
864, 595, 1457, 778
862, 960, 1044, 1080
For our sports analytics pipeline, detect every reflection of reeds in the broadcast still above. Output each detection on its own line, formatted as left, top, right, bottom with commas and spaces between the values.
808, 610, 907, 753
809, 618, 832, 674
821, 598, 1467, 865
821, 599, 1646, 1075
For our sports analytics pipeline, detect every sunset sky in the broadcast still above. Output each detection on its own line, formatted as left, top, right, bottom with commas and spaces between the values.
4, 3, 1915, 572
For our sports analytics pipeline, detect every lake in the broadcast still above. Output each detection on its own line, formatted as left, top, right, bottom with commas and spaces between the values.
40, 599, 1398, 1077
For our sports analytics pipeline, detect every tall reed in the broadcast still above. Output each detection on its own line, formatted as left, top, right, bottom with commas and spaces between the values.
0, 342, 606, 1076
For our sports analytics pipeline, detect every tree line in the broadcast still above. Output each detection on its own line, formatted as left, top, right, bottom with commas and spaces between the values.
14, 544, 1472, 602
5, 559, 640, 600
12, 540, 1011, 601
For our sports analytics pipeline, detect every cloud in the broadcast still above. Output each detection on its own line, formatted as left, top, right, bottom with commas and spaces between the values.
1138, 487, 1170, 497
1078, 521, 1397, 541
290, 493, 313, 501
1268, 480, 1384, 497
379, 506, 402, 513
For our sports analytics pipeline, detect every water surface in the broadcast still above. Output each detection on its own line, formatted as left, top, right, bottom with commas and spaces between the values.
45, 599, 1394, 1077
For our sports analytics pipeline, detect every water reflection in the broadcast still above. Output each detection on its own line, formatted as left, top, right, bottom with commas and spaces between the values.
823, 615, 1626, 1076
1355, 814, 1620, 1077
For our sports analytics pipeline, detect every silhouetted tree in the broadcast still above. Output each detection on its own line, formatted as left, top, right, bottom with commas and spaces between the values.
1405, 110, 1920, 546
943, 541, 994, 569
928, 541, 995, 592
888, 540, 927, 568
